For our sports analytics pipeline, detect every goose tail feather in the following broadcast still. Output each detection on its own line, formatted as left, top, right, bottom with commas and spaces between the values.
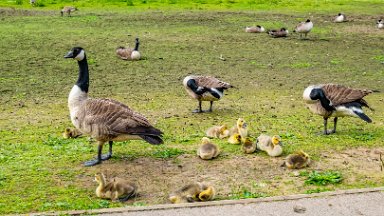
354, 111, 372, 123
139, 135, 164, 145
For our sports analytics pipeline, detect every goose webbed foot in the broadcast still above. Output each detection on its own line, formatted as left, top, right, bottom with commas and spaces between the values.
192, 109, 203, 113
322, 129, 336, 135
101, 141, 113, 161
84, 158, 102, 167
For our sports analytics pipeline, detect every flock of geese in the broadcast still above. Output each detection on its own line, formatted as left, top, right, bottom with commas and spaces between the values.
62, 11, 379, 203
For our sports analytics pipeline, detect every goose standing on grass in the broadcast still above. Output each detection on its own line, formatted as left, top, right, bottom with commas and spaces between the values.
377, 20, 384, 29
116, 38, 141, 61
61, 6, 77, 17
303, 84, 374, 135
293, 19, 313, 39
64, 47, 163, 166
245, 25, 265, 33
267, 28, 289, 38
183, 75, 233, 113
334, 13, 346, 23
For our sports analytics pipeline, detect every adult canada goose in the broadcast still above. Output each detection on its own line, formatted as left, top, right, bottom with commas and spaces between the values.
334, 13, 346, 23
245, 25, 265, 33
183, 75, 233, 113
377, 20, 384, 29
61, 6, 77, 17
268, 28, 289, 38
64, 47, 163, 166
293, 19, 313, 39
303, 84, 373, 135
116, 38, 141, 61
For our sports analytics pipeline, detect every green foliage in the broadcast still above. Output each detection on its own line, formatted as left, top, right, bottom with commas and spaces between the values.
15, 0, 23, 5
302, 171, 343, 186
126, 0, 134, 6
230, 187, 266, 199
151, 147, 185, 159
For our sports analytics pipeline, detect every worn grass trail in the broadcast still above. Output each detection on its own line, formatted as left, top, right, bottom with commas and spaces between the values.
0, 8, 383, 214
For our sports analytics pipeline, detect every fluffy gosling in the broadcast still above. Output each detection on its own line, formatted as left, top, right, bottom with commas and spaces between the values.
197, 137, 220, 160
198, 186, 216, 201
282, 151, 311, 169
256, 134, 283, 157
228, 133, 242, 145
169, 182, 205, 204
206, 124, 230, 139
62, 127, 83, 139
242, 137, 256, 154
94, 173, 137, 202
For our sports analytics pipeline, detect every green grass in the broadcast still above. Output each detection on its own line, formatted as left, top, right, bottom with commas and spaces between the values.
301, 171, 343, 186
0, 1, 384, 214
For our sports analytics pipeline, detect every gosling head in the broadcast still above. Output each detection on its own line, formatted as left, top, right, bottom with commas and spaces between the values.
234, 133, 242, 142
271, 135, 282, 146
201, 137, 211, 145
297, 150, 309, 159
64, 47, 85, 61
220, 124, 228, 132
237, 118, 247, 129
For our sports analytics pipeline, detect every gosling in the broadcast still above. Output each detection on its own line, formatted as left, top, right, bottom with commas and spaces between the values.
256, 134, 283, 157
62, 127, 83, 139
282, 150, 311, 169
169, 182, 205, 204
94, 173, 137, 202
198, 185, 216, 201
242, 137, 256, 154
206, 124, 230, 139
228, 133, 242, 145
197, 137, 220, 160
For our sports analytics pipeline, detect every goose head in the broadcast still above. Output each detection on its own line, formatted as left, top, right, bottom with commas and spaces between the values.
303, 85, 323, 103
64, 47, 85, 61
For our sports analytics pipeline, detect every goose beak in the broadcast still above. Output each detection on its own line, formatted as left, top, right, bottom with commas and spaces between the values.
64, 51, 74, 58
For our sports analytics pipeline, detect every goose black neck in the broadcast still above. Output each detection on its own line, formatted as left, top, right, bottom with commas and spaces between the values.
134, 41, 140, 51
76, 55, 89, 93
311, 89, 334, 111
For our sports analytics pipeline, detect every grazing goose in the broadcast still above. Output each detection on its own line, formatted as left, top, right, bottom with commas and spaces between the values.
183, 75, 233, 113
197, 137, 220, 160
303, 84, 373, 135
334, 13, 346, 23
64, 47, 163, 166
94, 173, 137, 202
245, 25, 265, 33
377, 20, 384, 29
293, 19, 313, 39
61, 6, 77, 17
268, 28, 289, 38
282, 151, 310, 169
116, 38, 141, 61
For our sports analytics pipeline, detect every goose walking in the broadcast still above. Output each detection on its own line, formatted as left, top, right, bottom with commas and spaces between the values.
116, 38, 141, 61
293, 19, 313, 39
183, 75, 233, 113
303, 84, 373, 135
64, 47, 163, 166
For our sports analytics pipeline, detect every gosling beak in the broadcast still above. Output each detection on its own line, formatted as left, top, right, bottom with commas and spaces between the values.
242, 123, 248, 128
64, 50, 74, 58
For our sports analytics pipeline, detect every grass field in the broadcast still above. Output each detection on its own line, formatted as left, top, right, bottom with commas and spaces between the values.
0, 0, 384, 214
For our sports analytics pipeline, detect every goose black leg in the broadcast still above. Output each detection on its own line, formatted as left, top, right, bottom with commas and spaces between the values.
207, 101, 213, 112
101, 141, 113, 161
193, 101, 203, 113
331, 117, 338, 134
323, 117, 329, 135
84, 141, 103, 166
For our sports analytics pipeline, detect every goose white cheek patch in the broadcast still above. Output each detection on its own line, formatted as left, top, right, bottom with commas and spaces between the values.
75, 50, 85, 61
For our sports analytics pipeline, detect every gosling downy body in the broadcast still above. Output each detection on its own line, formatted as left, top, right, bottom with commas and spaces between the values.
228, 118, 248, 137
169, 182, 205, 204
197, 137, 220, 160
245, 25, 265, 33
206, 124, 229, 139
283, 151, 310, 169
199, 186, 216, 201
303, 84, 373, 135
377, 19, 384, 29
183, 75, 233, 113
242, 137, 256, 154
61, 6, 77, 16
256, 135, 283, 157
293, 19, 313, 39
94, 173, 137, 202
228, 133, 242, 144
334, 13, 346, 23
63, 127, 83, 139
64, 47, 163, 166
116, 38, 141, 61
268, 28, 289, 38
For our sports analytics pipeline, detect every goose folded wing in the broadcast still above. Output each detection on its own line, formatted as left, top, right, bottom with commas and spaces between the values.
322, 84, 372, 106
195, 76, 233, 89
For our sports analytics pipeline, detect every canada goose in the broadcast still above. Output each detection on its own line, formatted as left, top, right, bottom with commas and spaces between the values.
198, 186, 216, 201
242, 137, 256, 154
206, 124, 229, 139
197, 137, 220, 160
64, 47, 163, 166
256, 134, 283, 157
30, 0, 36, 5
245, 25, 265, 33
228, 133, 242, 144
61, 6, 77, 17
169, 182, 205, 203
94, 173, 137, 201
183, 75, 233, 113
334, 13, 346, 23
268, 28, 289, 38
377, 20, 384, 29
293, 19, 313, 39
303, 84, 373, 135
282, 150, 310, 169
116, 38, 141, 61
62, 127, 83, 139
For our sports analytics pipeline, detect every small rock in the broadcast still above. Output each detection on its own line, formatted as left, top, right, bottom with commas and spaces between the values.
293, 205, 306, 213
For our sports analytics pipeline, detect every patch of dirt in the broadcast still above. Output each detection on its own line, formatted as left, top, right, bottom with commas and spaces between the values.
76, 147, 384, 205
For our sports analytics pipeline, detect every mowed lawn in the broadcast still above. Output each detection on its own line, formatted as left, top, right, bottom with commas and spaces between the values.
0, 1, 384, 214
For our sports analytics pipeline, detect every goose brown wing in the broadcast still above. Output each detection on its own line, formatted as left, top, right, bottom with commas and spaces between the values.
195, 76, 232, 89
83, 98, 162, 137
116, 48, 133, 59
322, 84, 372, 106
